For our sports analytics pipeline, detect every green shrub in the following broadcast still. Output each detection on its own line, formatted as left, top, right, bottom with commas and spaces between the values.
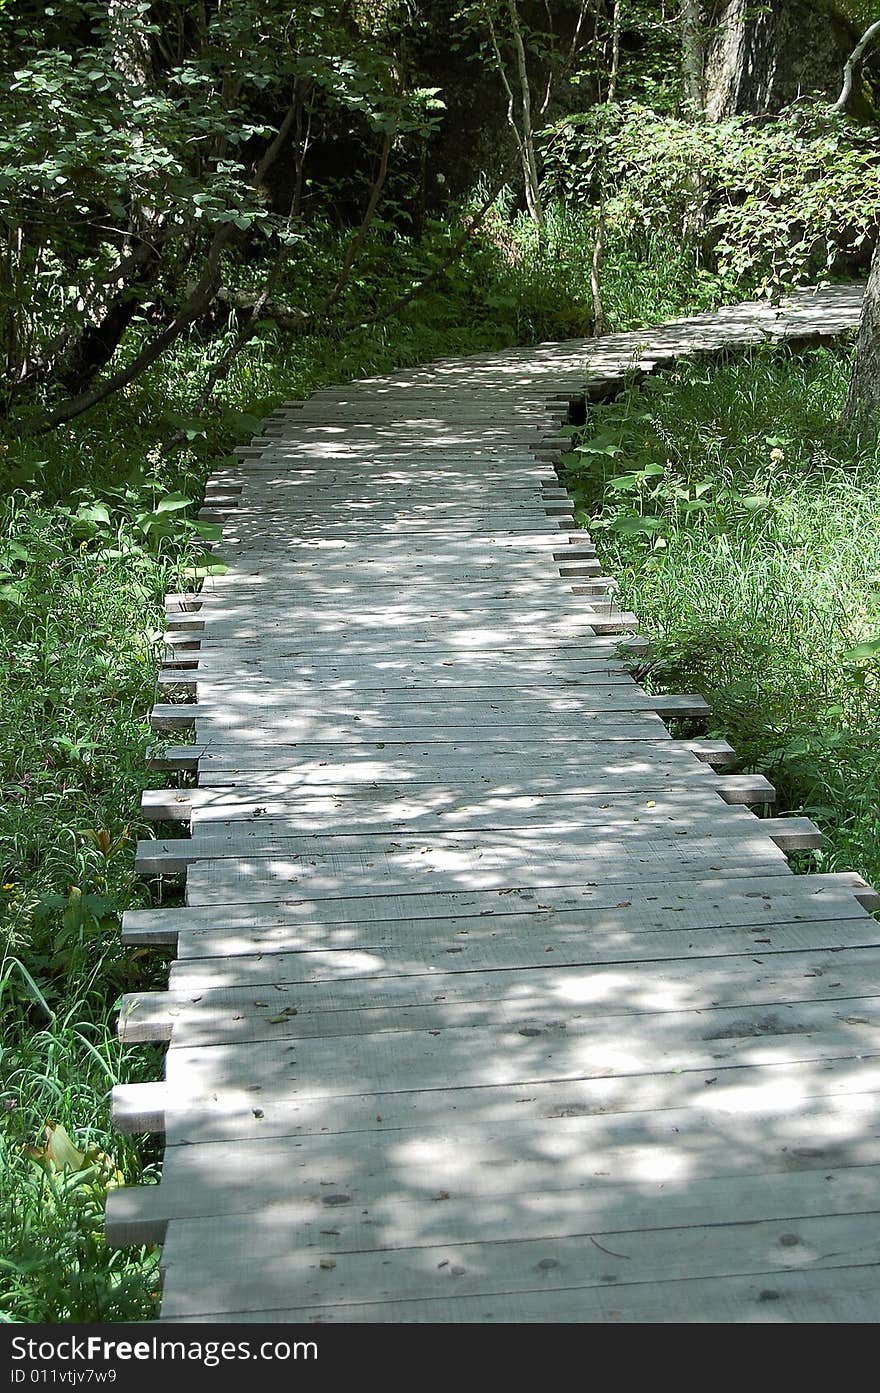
542, 100, 880, 294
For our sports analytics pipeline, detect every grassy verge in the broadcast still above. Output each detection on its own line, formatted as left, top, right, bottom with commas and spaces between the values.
562, 340, 880, 889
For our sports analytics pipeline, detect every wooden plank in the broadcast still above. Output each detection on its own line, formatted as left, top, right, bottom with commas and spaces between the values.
164, 917, 879, 993
119, 869, 876, 948
144, 827, 796, 882
163, 626, 644, 652
154, 1262, 880, 1323
177, 837, 794, 905
182, 852, 798, 907
166, 603, 635, 633
136, 798, 772, 870
168, 579, 613, 608
139, 774, 775, 823
151, 741, 725, 781
156, 1209, 880, 1318
117, 943, 880, 1044
191, 580, 613, 608
204, 489, 571, 508
149, 693, 708, 732
156, 666, 635, 694
153, 998, 880, 1114
109, 1039, 880, 1227
160, 653, 636, 683
112, 1050, 880, 1140
164, 595, 627, 627
151, 721, 683, 768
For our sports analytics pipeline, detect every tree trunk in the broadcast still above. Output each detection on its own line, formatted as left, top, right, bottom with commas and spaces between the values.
834, 18, 880, 116
45, 0, 164, 395
590, 0, 624, 337
506, 0, 543, 232
680, 0, 704, 112
842, 244, 880, 427
680, 1, 706, 248
29, 99, 301, 432
58, 243, 163, 393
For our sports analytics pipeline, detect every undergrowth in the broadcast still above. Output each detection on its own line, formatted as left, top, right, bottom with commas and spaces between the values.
562, 341, 880, 888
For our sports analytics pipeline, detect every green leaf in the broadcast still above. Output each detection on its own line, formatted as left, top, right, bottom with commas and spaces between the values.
843, 637, 880, 663
155, 493, 192, 514
183, 560, 228, 578
76, 502, 111, 526
606, 514, 666, 535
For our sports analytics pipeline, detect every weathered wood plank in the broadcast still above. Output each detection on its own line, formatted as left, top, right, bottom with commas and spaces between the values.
117, 943, 880, 1044
107, 1059, 880, 1231
135, 799, 775, 872
148, 693, 709, 731
178, 836, 794, 904
163, 918, 879, 994
156, 1209, 880, 1318
150, 741, 731, 783
154, 1262, 880, 1323
112, 1049, 880, 1140
140, 775, 774, 824
120, 869, 875, 949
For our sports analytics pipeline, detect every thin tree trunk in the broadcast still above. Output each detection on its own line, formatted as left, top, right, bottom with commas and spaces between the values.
590, 0, 623, 337
317, 133, 392, 317
842, 243, 880, 426
58, 243, 163, 393
343, 151, 521, 333
485, 16, 532, 217
834, 18, 880, 113
680, 0, 706, 247
680, 0, 704, 112
44, 0, 165, 396
188, 127, 394, 417
506, 0, 544, 232
590, 187, 607, 337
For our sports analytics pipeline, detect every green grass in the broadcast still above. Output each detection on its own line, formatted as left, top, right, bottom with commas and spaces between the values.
562, 341, 880, 889
0, 500, 183, 1322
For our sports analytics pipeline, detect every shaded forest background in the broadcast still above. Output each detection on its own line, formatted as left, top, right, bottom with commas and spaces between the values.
2, 0, 880, 1323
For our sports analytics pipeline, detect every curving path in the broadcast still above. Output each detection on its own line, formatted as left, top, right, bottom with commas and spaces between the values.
106, 284, 880, 1322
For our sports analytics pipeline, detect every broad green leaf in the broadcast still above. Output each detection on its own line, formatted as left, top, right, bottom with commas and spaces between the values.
606, 514, 666, 535
843, 637, 880, 663
155, 493, 192, 514
45, 1121, 86, 1172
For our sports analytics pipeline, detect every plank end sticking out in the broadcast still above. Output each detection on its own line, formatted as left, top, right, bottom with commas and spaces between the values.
105, 1186, 168, 1248
112, 1083, 166, 1135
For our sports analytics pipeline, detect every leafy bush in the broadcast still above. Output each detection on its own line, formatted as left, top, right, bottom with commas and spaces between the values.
542, 100, 880, 293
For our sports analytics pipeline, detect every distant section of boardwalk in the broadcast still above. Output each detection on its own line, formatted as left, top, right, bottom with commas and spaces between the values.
107, 285, 880, 1323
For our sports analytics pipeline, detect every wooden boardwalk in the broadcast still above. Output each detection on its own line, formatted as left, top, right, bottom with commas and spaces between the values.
107, 285, 880, 1322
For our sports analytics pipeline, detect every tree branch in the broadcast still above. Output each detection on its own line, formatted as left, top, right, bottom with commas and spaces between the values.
316, 132, 392, 317
834, 17, 880, 113
341, 151, 522, 334
26, 99, 300, 433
